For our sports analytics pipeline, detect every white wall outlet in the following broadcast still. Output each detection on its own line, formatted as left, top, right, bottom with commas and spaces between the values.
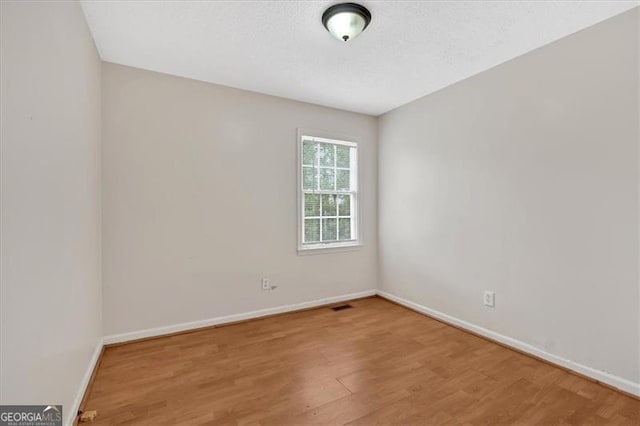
261, 278, 271, 291
484, 291, 495, 307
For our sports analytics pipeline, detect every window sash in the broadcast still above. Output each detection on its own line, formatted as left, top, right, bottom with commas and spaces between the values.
302, 191, 356, 244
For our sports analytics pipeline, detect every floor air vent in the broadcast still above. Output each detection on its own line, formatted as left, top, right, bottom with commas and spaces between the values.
331, 304, 353, 311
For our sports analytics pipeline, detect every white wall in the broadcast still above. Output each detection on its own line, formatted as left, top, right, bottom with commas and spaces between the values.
0, 1, 102, 424
378, 9, 639, 385
101, 63, 377, 337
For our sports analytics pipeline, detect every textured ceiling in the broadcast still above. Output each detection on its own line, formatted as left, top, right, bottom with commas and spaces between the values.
80, 1, 638, 116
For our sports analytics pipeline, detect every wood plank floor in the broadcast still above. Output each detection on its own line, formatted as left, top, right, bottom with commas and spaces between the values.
85, 297, 639, 425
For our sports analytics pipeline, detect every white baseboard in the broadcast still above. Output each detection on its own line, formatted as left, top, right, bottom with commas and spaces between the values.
377, 290, 640, 397
103, 289, 377, 345
67, 339, 103, 426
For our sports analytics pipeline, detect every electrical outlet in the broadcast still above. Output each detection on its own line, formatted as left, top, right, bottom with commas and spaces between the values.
262, 278, 271, 291
483, 291, 495, 307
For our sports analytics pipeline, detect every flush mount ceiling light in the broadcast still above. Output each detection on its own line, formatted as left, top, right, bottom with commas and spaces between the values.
322, 3, 371, 42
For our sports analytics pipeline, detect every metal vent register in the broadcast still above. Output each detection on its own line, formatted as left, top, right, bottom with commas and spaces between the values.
331, 304, 353, 311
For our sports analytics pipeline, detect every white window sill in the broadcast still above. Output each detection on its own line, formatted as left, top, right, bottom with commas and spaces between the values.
297, 242, 362, 256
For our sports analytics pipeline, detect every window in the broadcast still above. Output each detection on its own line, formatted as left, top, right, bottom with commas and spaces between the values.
298, 133, 359, 252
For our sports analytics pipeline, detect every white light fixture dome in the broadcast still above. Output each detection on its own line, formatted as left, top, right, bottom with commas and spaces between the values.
322, 3, 371, 42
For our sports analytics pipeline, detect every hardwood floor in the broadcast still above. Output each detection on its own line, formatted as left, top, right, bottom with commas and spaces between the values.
85, 297, 639, 425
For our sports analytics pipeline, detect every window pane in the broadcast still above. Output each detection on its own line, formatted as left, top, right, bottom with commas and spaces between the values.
304, 194, 320, 217
304, 219, 320, 242
322, 218, 337, 241
337, 194, 350, 217
336, 145, 350, 168
318, 143, 335, 167
336, 169, 350, 191
321, 194, 336, 216
302, 141, 316, 166
338, 218, 351, 240
303, 167, 316, 190
319, 168, 335, 190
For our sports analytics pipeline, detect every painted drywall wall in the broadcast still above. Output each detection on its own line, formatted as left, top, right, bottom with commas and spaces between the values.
637, 6, 640, 392
378, 8, 639, 385
0, 1, 102, 424
101, 63, 377, 336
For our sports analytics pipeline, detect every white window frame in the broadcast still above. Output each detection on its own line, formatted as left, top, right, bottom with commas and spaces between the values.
297, 129, 361, 254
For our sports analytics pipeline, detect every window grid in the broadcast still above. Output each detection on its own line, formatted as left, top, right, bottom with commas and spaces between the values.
300, 135, 357, 248
303, 193, 353, 243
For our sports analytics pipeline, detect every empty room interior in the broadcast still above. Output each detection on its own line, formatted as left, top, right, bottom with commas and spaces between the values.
2, 1, 640, 425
